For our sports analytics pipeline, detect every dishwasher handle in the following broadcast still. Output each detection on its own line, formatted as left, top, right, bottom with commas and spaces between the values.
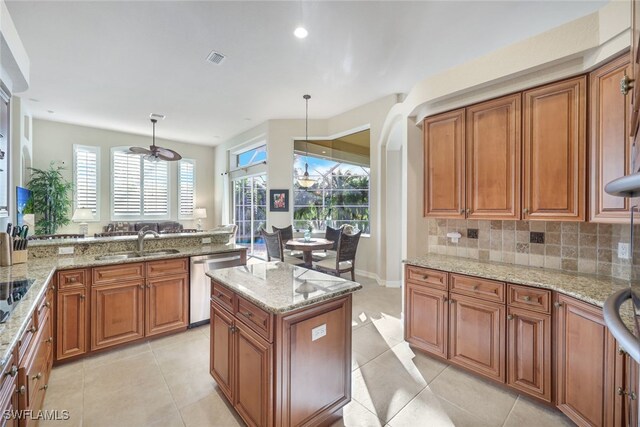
191, 256, 241, 265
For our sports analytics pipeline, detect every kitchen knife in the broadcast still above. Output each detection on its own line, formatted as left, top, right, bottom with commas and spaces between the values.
6, 223, 11, 234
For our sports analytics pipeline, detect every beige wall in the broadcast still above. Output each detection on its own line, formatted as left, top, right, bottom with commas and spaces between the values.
31, 119, 216, 235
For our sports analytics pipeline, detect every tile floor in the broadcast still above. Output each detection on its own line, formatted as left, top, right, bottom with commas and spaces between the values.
39, 275, 574, 427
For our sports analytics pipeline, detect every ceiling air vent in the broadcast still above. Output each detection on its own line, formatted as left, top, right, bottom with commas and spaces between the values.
206, 50, 226, 65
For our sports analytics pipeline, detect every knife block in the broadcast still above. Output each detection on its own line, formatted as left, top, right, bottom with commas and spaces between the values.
12, 250, 27, 265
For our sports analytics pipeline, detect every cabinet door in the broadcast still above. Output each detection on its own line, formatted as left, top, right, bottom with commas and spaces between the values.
506, 307, 551, 402
630, 0, 640, 143
404, 283, 448, 359
466, 94, 521, 220
145, 274, 189, 337
234, 321, 272, 427
210, 303, 234, 402
523, 76, 586, 221
424, 109, 465, 218
627, 356, 638, 427
56, 288, 88, 360
555, 294, 617, 427
91, 280, 145, 351
590, 55, 634, 223
449, 293, 505, 381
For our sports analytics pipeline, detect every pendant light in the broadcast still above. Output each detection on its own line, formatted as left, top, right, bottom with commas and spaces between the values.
297, 94, 316, 188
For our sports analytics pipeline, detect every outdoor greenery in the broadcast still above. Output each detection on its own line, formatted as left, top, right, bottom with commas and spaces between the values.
27, 163, 73, 235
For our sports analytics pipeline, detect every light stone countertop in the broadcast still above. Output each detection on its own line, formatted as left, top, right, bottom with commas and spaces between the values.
208, 261, 362, 314
404, 253, 639, 330
27, 230, 233, 247
0, 243, 247, 368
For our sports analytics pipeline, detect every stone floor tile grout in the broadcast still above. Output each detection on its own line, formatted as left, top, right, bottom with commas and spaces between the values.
148, 347, 187, 427
500, 395, 520, 427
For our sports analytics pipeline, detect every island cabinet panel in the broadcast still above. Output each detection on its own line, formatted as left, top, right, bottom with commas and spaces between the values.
277, 296, 351, 427
522, 76, 587, 221
555, 293, 617, 427
448, 293, 505, 382
404, 282, 448, 359
465, 94, 521, 220
211, 302, 235, 402
145, 274, 189, 337
506, 307, 551, 402
0, 348, 18, 427
423, 109, 465, 218
91, 280, 145, 350
589, 55, 633, 223
234, 322, 273, 427
56, 287, 89, 360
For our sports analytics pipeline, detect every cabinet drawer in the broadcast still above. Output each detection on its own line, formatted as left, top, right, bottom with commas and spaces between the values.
236, 296, 273, 342
92, 263, 145, 285
57, 269, 88, 290
405, 266, 448, 291
146, 258, 188, 278
0, 348, 17, 395
450, 274, 505, 303
18, 316, 37, 363
35, 289, 53, 329
507, 284, 551, 313
212, 281, 235, 313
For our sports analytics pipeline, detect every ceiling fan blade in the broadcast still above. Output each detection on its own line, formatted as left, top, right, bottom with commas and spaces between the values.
154, 146, 182, 161
129, 146, 152, 155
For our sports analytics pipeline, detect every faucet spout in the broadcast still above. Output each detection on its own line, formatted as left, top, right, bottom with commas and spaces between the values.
137, 228, 160, 253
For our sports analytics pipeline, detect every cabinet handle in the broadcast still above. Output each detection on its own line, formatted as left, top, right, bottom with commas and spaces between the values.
621, 73, 635, 95
69, 277, 77, 283
472, 285, 478, 291
630, 391, 637, 401
617, 387, 626, 396
146, 284, 151, 289
28, 326, 37, 334
553, 301, 563, 308
16, 385, 25, 395
422, 275, 429, 280
460, 209, 464, 214
242, 312, 253, 318
217, 293, 224, 298
465, 209, 470, 214
44, 301, 51, 308
228, 325, 236, 333
618, 347, 627, 355
39, 384, 48, 391
522, 296, 531, 302
507, 314, 514, 320
32, 372, 42, 381
4, 365, 17, 377
45, 337, 53, 344
443, 297, 448, 302
79, 295, 85, 300
139, 285, 144, 289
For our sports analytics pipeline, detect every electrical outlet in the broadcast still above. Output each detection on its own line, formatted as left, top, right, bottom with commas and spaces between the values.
202, 237, 212, 244
467, 229, 478, 239
530, 232, 545, 244
618, 242, 631, 260
311, 324, 327, 341
58, 246, 74, 255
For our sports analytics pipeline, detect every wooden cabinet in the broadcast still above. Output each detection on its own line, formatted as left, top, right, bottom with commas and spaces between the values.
0, 348, 18, 427
56, 269, 89, 360
523, 76, 587, 221
630, 0, 640, 144
145, 274, 189, 337
91, 280, 145, 350
211, 302, 234, 401
555, 293, 617, 426
423, 109, 465, 218
465, 94, 521, 220
405, 282, 448, 359
448, 293, 505, 382
590, 55, 634, 223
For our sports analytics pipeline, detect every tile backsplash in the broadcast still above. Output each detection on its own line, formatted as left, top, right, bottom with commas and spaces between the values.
426, 219, 639, 280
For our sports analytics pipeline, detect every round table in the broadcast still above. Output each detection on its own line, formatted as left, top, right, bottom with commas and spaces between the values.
285, 238, 334, 268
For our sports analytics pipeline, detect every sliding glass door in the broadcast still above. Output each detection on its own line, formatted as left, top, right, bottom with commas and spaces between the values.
232, 174, 267, 258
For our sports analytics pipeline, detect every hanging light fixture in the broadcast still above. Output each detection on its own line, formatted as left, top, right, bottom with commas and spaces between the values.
129, 116, 182, 162
297, 94, 316, 188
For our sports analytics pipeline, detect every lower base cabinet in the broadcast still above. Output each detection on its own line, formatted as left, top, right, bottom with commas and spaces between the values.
404, 283, 448, 358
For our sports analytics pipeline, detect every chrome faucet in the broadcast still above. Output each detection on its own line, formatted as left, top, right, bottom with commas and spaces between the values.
137, 228, 160, 253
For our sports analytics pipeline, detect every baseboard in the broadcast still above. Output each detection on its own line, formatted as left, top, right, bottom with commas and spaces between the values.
354, 269, 402, 288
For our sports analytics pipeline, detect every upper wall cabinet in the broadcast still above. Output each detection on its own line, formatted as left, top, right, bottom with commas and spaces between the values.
590, 55, 633, 223
466, 94, 521, 220
423, 109, 465, 218
522, 76, 586, 221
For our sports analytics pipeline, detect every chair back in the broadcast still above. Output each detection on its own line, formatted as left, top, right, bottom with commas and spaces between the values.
325, 225, 342, 250
336, 230, 361, 262
260, 228, 283, 261
272, 225, 293, 243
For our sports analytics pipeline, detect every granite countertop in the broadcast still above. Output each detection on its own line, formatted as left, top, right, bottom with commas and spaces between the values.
0, 243, 247, 368
404, 253, 639, 329
208, 261, 362, 314
28, 230, 233, 247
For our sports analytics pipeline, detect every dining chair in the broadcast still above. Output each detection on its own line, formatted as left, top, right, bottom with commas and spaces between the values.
315, 229, 362, 281
260, 228, 300, 264
272, 225, 302, 258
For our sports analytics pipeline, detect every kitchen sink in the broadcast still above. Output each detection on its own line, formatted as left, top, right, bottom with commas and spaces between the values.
95, 252, 141, 261
140, 249, 181, 256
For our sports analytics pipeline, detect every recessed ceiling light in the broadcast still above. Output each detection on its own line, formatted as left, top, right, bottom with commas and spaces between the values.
244, 118, 251, 121
28, 98, 40, 102
322, 151, 327, 154
294, 27, 308, 39
47, 110, 54, 114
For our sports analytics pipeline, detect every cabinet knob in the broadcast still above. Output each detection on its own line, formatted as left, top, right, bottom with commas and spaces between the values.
39, 384, 48, 391
228, 325, 236, 333
443, 297, 448, 302
32, 372, 42, 381
69, 277, 77, 283
523, 208, 529, 214
465, 209, 470, 214
146, 284, 151, 289
449, 300, 455, 305
16, 385, 25, 395
617, 387, 626, 396
217, 293, 224, 298
618, 347, 627, 355
522, 296, 531, 302
79, 294, 85, 300
139, 285, 144, 289
472, 285, 478, 291
45, 337, 53, 344
507, 314, 514, 320
4, 365, 17, 377
630, 391, 637, 401
28, 326, 37, 334
621, 73, 635, 95
243, 312, 253, 318
460, 209, 465, 215
553, 301, 563, 308
422, 275, 429, 280
44, 301, 51, 308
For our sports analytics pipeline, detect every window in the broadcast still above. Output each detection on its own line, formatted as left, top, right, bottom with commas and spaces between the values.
73, 144, 99, 219
178, 159, 196, 219
111, 148, 169, 219
293, 154, 370, 234
232, 174, 267, 258
236, 144, 266, 168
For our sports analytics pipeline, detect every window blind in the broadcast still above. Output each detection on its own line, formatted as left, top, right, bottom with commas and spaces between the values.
178, 159, 195, 218
112, 150, 142, 217
143, 159, 169, 216
73, 145, 99, 218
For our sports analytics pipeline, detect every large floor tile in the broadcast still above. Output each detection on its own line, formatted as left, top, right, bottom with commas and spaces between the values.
331, 400, 385, 427
374, 341, 448, 386
352, 323, 402, 368
153, 335, 210, 375
180, 391, 244, 427
163, 366, 218, 409
83, 351, 164, 397
148, 327, 205, 351
503, 396, 573, 427
82, 340, 151, 370
429, 366, 517, 426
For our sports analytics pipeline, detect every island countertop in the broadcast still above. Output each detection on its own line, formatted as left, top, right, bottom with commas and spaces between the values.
207, 261, 362, 314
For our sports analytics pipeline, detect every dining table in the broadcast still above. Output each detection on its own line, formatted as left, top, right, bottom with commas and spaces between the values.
285, 238, 334, 268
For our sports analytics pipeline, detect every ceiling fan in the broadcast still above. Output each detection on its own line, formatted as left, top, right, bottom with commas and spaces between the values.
129, 117, 182, 161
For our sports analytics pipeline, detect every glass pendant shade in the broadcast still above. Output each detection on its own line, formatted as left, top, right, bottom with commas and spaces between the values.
298, 163, 315, 188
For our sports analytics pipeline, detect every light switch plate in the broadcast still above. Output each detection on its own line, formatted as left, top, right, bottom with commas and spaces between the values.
618, 242, 631, 260
312, 324, 327, 341
202, 237, 212, 244
58, 246, 74, 255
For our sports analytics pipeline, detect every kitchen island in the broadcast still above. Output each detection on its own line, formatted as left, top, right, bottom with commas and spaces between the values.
207, 262, 362, 427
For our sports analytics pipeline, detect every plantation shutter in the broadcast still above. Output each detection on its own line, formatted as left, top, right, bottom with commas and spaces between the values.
73, 145, 99, 218
143, 159, 169, 216
112, 149, 142, 217
178, 159, 195, 218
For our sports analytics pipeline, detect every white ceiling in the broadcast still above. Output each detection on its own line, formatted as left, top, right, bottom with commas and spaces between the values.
6, 1, 607, 146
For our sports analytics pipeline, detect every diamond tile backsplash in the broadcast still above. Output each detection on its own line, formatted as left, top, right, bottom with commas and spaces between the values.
426, 219, 639, 280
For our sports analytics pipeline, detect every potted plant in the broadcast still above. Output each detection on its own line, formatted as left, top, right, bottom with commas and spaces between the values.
26, 163, 73, 235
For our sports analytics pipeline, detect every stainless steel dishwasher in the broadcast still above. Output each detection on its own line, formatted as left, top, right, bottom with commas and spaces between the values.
189, 251, 244, 327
